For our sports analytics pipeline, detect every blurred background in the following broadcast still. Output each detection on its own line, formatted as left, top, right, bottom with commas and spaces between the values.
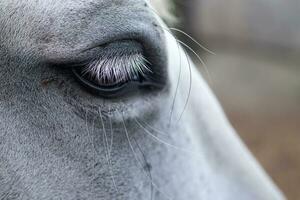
154, 0, 300, 199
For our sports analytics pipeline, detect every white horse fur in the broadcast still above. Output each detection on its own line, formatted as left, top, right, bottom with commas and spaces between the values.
0, 0, 285, 199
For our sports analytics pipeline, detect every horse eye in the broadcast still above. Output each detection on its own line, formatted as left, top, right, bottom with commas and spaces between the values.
71, 52, 154, 98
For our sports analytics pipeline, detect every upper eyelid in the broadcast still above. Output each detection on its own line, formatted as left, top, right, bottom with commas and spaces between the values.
80, 52, 152, 84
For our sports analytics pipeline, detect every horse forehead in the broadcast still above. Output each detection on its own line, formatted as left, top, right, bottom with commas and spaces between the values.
1, 0, 145, 11
1, 0, 163, 14
0, 0, 159, 60
0, 0, 148, 26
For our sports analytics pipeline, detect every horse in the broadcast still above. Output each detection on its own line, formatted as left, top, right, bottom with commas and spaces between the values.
0, 0, 285, 199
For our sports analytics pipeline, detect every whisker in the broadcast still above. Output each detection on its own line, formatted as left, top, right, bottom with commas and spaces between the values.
138, 118, 168, 137
176, 40, 211, 82
168, 40, 182, 127
143, 6, 214, 125
175, 47, 192, 123
169, 27, 216, 55
85, 109, 96, 162
147, 5, 215, 55
147, 5, 213, 84
120, 111, 173, 200
132, 136, 154, 200
135, 118, 202, 159
98, 108, 119, 193
108, 106, 114, 158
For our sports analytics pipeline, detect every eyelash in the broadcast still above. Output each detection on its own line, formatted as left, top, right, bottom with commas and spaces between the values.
80, 52, 152, 85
